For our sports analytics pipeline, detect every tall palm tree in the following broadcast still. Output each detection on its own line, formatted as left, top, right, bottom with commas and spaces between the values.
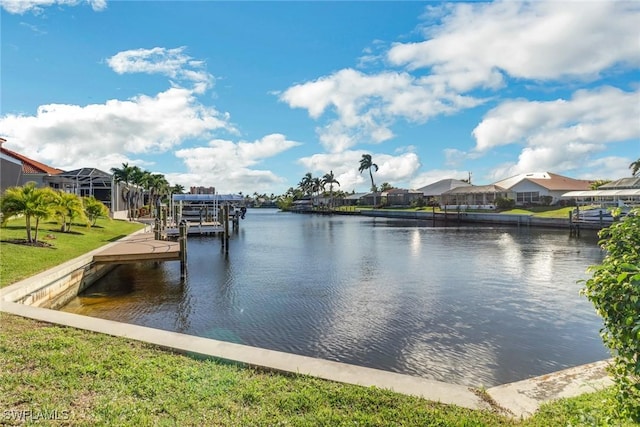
358, 154, 379, 206
110, 163, 136, 220
130, 167, 150, 217
322, 170, 340, 209
630, 158, 640, 177
298, 172, 314, 198
311, 177, 323, 207
0, 182, 55, 244
147, 174, 169, 216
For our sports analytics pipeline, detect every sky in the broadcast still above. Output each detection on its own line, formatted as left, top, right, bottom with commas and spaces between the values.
1, 0, 639, 195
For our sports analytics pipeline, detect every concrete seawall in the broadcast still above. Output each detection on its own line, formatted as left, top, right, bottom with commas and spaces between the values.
358, 209, 599, 229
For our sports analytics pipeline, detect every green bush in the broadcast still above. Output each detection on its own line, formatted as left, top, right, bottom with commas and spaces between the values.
495, 197, 515, 210
581, 208, 640, 422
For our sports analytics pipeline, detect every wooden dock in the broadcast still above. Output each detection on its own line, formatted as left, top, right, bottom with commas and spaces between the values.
93, 233, 181, 264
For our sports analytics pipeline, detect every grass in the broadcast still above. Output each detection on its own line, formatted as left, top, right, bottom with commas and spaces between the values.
0, 217, 143, 286
0, 218, 634, 425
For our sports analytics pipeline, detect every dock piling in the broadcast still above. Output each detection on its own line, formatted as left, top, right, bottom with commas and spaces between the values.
179, 220, 188, 278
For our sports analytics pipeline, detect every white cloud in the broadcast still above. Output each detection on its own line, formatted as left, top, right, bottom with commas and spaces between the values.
474, 86, 640, 181
0, 87, 234, 170
171, 134, 301, 193
107, 47, 213, 93
473, 87, 640, 152
0, 0, 106, 14
389, 1, 640, 87
281, 68, 483, 152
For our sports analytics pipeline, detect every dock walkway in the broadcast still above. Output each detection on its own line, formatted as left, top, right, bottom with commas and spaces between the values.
93, 233, 180, 264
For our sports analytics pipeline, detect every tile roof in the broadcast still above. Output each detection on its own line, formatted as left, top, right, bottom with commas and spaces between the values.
0, 146, 64, 175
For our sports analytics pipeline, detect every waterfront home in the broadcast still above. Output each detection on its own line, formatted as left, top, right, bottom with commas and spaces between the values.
493, 172, 591, 206
416, 179, 472, 206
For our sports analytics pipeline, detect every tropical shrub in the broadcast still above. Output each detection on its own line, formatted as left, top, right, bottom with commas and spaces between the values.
53, 190, 88, 232
0, 182, 57, 244
495, 197, 515, 210
582, 208, 640, 421
83, 196, 110, 226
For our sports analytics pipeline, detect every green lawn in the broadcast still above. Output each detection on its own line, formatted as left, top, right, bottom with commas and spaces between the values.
0, 217, 143, 286
0, 218, 633, 425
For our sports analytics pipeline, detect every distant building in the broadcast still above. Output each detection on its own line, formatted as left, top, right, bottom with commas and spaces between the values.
441, 184, 513, 209
190, 186, 216, 195
380, 188, 423, 206
562, 177, 640, 206
416, 179, 472, 206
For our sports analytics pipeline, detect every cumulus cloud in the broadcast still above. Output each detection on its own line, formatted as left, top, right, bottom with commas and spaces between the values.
473, 87, 639, 152
389, 1, 640, 86
107, 47, 213, 93
171, 134, 301, 193
473, 86, 640, 180
0, 87, 234, 170
281, 68, 483, 152
0, 0, 106, 14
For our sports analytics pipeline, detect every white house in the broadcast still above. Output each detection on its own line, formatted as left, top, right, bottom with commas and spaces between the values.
493, 172, 591, 206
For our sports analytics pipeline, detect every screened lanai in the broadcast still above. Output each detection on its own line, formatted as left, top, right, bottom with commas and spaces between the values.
56, 168, 127, 213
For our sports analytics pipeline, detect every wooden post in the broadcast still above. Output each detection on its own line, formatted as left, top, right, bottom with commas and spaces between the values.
432, 206, 436, 227
224, 204, 230, 253
154, 217, 161, 240
179, 220, 187, 278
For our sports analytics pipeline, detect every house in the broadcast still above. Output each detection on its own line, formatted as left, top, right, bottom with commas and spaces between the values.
416, 179, 472, 206
0, 138, 74, 192
339, 192, 367, 207
493, 172, 591, 206
562, 177, 640, 207
441, 184, 513, 209
56, 168, 127, 215
358, 192, 382, 206
0, 140, 128, 217
380, 188, 424, 206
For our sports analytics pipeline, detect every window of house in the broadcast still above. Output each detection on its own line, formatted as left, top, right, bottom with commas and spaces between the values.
516, 191, 540, 203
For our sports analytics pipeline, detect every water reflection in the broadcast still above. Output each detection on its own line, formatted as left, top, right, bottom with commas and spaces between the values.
61, 209, 608, 387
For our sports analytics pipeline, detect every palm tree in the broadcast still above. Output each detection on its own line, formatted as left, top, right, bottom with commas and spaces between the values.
630, 158, 640, 177
0, 182, 55, 244
298, 172, 314, 198
170, 184, 185, 195
358, 154, 379, 206
52, 191, 87, 232
322, 170, 340, 209
83, 196, 110, 226
111, 163, 136, 220
130, 167, 149, 217
146, 174, 169, 216
311, 177, 324, 208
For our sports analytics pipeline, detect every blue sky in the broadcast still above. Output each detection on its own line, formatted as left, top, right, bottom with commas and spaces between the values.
1, 1, 638, 195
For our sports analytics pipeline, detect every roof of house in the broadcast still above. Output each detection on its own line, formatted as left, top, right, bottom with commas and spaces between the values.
0, 145, 64, 175
444, 184, 509, 194
494, 172, 591, 191
599, 177, 640, 189
416, 179, 472, 195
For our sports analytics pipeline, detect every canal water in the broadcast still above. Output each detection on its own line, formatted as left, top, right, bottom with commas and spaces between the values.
61, 208, 609, 387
